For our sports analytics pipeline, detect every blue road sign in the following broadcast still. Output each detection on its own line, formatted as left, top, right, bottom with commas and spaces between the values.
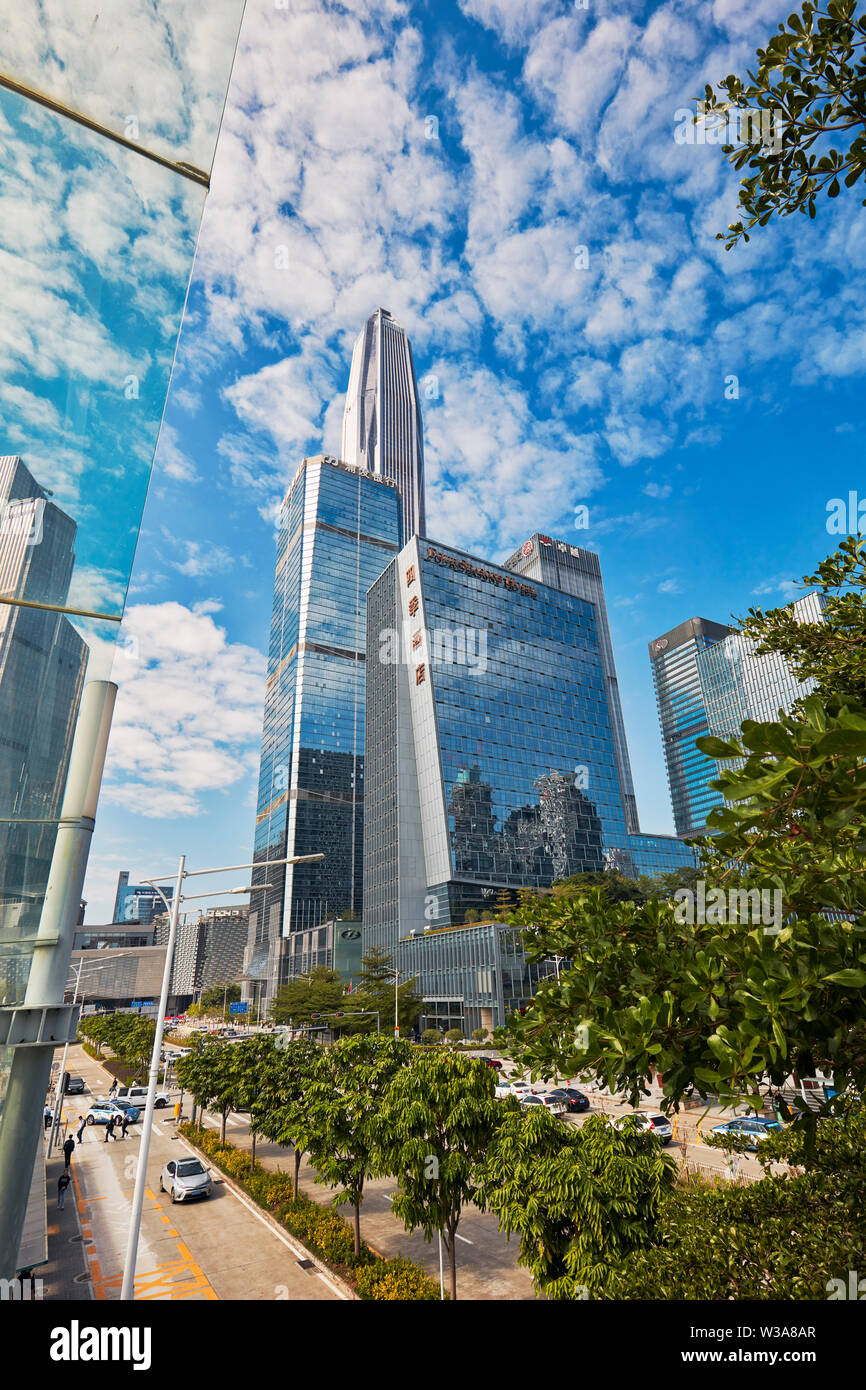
229, 1002, 248, 1015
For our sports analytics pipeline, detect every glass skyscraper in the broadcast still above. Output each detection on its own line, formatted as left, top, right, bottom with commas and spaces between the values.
649, 617, 734, 838
364, 537, 696, 966
651, 597, 823, 836
503, 533, 639, 833
341, 308, 426, 540
245, 455, 402, 1009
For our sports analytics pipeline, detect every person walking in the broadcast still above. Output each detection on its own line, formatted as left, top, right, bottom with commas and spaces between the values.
57, 1171, 71, 1210
76, 1114, 86, 1143
120, 1113, 130, 1140
108, 1078, 118, 1099
104, 1114, 116, 1143
43, 1104, 52, 1132
62, 1134, 75, 1169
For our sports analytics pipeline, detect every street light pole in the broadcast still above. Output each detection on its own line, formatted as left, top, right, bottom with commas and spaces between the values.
119, 854, 184, 1302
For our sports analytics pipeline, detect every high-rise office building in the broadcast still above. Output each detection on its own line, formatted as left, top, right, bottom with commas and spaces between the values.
649, 617, 734, 838
364, 538, 696, 1014
244, 455, 402, 1009
341, 308, 426, 540
650, 597, 821, 837
0, 456, 88, 987
112, 871, 173, 926
504, 533, 639, 833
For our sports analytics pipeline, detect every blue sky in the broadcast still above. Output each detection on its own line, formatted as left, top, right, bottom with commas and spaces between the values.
76, 0, 866, 919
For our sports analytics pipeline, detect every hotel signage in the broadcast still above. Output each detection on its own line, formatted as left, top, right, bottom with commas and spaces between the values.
425, 546, 538, 598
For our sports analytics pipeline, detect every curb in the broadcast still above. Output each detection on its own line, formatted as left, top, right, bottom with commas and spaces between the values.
176, 1130, 358, 1302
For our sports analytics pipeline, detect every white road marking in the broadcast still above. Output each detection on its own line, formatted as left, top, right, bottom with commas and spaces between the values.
456, 1234, 473, 1245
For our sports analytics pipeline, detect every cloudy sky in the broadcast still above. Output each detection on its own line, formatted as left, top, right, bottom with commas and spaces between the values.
69, 0, 865, 918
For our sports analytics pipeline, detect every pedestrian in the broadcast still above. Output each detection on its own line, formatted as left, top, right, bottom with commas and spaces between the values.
62, 1134, 75, 1169
120, 1114, 130, 1139
76, 1115, 86, 1143
108, 1078, 118, 1099
104, 1115, 116, 1143
57, 1171, 71, 1210
43, 1104, 52, 1132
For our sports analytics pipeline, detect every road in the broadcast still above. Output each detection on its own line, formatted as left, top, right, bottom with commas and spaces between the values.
56, 1045, 343, 1302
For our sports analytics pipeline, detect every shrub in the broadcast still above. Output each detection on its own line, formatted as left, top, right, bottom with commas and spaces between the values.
444, 1029, 463, 1045
356, 1256, 442, 1301
421, 1029, 442, 1045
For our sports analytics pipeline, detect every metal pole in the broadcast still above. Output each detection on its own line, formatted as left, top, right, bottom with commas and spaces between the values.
438, 1230, 444, 1300
394, 971, 399, 1037
0, 681, 116, 1278
120, 854, 184, 1301
48, 959, 84, 1154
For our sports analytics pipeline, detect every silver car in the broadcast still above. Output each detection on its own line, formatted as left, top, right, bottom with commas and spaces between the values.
159, 1156, 213, 1203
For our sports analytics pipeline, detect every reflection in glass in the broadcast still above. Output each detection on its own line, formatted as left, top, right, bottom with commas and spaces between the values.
0, 1, 246, 177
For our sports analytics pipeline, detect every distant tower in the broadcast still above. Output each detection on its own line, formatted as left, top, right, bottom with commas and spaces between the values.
341, 308, 425, 540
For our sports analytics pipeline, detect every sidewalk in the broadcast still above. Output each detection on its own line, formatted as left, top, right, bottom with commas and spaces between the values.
39, 1141, 94, 1301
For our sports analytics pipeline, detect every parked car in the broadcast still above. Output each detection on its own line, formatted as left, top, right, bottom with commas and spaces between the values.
520, 1094, 546, 1111
159, 1157, 213, 1203
613, 1112, 673, 1144
495, 1080, 519, 1099
117, 1084, 170, 1109
480, 1057, 503, 1070
711, 1117, 782, 1151
64, 1075, 86, 1095
85, 1101, 141, 1126
545, 1087, 589, 1113
533, 1092, 568, 1115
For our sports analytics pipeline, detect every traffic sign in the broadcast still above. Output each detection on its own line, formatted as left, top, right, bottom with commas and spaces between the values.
229, 1002, 249, 1015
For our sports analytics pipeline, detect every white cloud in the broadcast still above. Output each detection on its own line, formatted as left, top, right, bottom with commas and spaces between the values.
100, 601, 266, 818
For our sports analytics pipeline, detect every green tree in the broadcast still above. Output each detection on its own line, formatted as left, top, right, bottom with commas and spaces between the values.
444, 1028, 463, 1045
226, 1034, 279, 1170
421, 1029, 443, 1045
256, 1036, 322, 1199
199, 982, 241, 1015
374, 1050, 499, 1300
704, 0, 866, 248
345, 947, 424, 1036
471, 1028, 488, 1044
174, 1039, 237, 1142
304, 1034, 411, 1257
270, 966, 344, 1027
478, 1110, 677, 1299
504, 538, 866, 1113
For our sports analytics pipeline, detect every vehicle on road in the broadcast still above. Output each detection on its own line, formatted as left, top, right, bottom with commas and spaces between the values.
85, 1101, 141, 1125
612, 1112, 673, 1143
546, 1087, 589, 1113
480, 1057, 502, 1070
495, 1079, 520, 1099
64, 1075, 86, 1095
533, 1092, 568, 1115
711, 1117, 782, 1150
117, 1084, 170, 1109
160, 1157, 213, 1203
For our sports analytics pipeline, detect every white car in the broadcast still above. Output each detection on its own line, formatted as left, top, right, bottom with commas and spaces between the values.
159, 1157, 213, 1203
117, 1084, 171, 1109
611, 1111, 673, 1144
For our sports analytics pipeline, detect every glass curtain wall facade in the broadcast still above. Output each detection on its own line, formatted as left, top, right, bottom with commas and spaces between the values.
697, 594, 824, 769
341, 309, 426, 540
649, 617, 734, 838
245, 456, 401, 1009
504, 533, 639, 833
364, 538, 696, 959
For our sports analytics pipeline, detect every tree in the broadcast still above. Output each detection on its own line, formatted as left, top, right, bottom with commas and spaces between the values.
225, 1035, 278, 1169
374, 1050, 500, 1300
704, 0, 866, 248
550, 869, 660, 905
305, 1034, 411, 1257
478, 1110, 676, 1300
345, 947, 424, 1036
256, 1036, 322, 1199
174, 1039, 238, 1142
444, 1028, 463, 1045
270, 967, 344, 1027
199, 982, 241, 1015
421, 1029, 443, 1045
471, 1028, 488, 1044
503, 538, 866, 1113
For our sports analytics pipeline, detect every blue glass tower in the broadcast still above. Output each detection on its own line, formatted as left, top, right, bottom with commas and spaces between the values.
245, 455, 402, 1007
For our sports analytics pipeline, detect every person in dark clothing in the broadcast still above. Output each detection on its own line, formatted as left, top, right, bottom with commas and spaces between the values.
120, 1113, 130, 1139
108, 1078, 118, 1098
773, 1090, 794, 1123
104, 1115, 116, 1142
43, 1104, 52, 1131
62, 1135, 75, 1168
57, 1172, 71, 1210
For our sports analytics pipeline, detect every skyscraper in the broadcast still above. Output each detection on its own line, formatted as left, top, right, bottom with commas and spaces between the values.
504, 534, 639, 833
0, 456, 88, 993
649, 617, 733, 839
341, 308, 426, 540
650, 597, 821, 838
244, 455, 402, 1009
364, 536, 696, 953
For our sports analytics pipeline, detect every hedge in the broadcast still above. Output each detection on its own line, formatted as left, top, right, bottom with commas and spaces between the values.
179, 1124, 443, 1300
